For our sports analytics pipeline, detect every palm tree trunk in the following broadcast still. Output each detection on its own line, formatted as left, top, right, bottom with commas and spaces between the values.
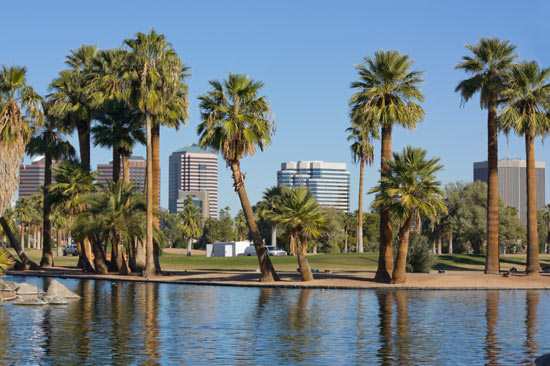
448, 227, 453, 254
485, 101, 500, 274
375, 125, 393, 283
391, 214, 414, 284
187, 237, 192, 256
132, 237, 146, 272
432, 240, 436, 255
152, 123, 162, 275
271, 225, 277, 247
19, 223, 25, 252
89, 235, 109, 274
144, 113, 155, 277
77, 119, 92, 172
525, 134, 540, 275
297, 236, 314, 281
437, 236, 442, 255
357, 157, 364, 253
56, 227, 63, 257
546, 222, 550, 254
109, 233, 123, 273
122, 152, 131, 186
229, 160, 279, 282
112, 146, 121, 182
344, 227, 348, 253
40, 152, 54, 267
0, 217, 38, 270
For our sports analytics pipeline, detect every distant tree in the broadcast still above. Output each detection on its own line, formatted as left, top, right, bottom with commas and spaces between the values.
178, 196, 203, 256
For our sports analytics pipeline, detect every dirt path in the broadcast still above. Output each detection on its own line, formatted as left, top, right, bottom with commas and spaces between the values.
7, 267, 550, 290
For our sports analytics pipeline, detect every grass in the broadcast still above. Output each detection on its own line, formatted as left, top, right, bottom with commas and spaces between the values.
9, 247, 550, 273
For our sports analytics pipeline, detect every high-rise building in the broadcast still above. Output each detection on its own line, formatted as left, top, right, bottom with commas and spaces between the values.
18, 156, 47, 198
473, 159, 546, 224
169, 144, 218, 217
96, 156, 147, 192
277, 161, 350, 211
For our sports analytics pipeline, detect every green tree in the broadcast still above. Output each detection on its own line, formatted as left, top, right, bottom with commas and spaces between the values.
197, 73, 279, 282
370, 147, 445, 284
346, 120, 376, 253
178, 196, 204, 256
455, 37, 517, 274
234, 210, 248, 241
499, 61, 550, 275
350, 50, 425, 283
270, 187, 326, 281
50, 160, 98, 272
542, 204, 550, 254
0, 65, 42, 269
26, 104, 75, 267
124, 29, 190, 277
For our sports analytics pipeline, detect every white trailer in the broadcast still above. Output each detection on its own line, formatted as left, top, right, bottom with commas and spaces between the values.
207, 240, 252, 257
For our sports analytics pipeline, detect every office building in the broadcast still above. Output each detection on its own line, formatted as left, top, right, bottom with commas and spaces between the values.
169, 144, 218, 217
18, 156, 47, 198
473, 159, 545, 224
96, 156, 147, 192
277, 161, 350, 211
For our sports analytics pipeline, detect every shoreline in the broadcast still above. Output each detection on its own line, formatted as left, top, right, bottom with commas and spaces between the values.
6, 267, 550, 291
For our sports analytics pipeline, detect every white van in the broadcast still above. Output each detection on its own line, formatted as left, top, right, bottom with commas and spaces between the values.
242, 245, 287, 256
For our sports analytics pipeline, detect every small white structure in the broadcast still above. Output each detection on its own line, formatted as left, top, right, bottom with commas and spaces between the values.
206, 240, 252, 257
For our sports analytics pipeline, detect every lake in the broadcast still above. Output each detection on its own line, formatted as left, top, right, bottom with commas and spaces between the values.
0, 275, 548, 365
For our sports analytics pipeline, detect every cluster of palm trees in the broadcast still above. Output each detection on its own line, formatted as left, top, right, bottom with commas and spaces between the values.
348, 37, 550, 282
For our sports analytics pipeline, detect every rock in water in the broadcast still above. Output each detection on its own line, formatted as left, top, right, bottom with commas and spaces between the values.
13, 296, 47, 305
46, 279, 80, 299
15, 283, 40, 295
0, 280, 18, 291
42, 295, 68, 305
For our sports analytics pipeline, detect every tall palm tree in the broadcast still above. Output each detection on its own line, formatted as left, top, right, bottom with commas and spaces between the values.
0, 65, 42, 269
197, 73, 279, 282
343, 212, 354, 252
26, 104, 75, 267
269, 187, 326, 281
455, 38, 517, 274
123, 29, 190, 277
346, 120, 377, 253
350, 50, 425, 282
49, 45, 98, 172
50, 160, 98, 272
178, 196, 203, 257
370, 146, 445, 283
499, 61, 550, 275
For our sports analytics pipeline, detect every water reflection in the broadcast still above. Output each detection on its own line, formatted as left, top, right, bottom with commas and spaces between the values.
0, 276, 548, 365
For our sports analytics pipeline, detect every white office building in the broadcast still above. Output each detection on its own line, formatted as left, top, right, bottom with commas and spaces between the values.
277, 161, 350, 211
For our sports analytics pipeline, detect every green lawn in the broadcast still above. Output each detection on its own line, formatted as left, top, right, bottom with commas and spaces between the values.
11, 248, 550, 273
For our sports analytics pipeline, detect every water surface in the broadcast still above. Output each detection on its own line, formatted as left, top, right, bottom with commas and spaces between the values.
0, 276, 548, 365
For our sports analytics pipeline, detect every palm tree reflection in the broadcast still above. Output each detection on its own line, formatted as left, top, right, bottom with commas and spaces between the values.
376, 291, 393, 366
522, 290, 539, 365
485, 291, 500, 366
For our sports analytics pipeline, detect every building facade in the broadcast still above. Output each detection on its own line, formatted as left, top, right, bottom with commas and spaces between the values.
96, 156, 147, 192
18, 156, 47, 198
277, 161, 350, 211
168, 144, 218, 217
473, 159, 545, 224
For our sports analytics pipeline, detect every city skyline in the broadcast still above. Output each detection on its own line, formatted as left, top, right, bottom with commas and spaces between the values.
5, 1, 550, 215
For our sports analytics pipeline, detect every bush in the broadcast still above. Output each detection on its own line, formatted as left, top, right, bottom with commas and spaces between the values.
406, 233, 434, 273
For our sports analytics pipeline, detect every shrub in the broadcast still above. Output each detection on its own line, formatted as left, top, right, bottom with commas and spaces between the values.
406, 233, 434, 273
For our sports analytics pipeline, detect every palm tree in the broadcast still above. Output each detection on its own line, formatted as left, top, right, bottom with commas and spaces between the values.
123, 29, 190, 277
542, 204, 550, 255
499, 61, 550, 275
260, 186, 285, 247
350, 50, 425, 282
50, 160, 98, 272
370, 146, 445, 283
343, 212, 354, 252
269, 187, 326, 281
234, 210, 247, 241
197, 73, 279, 282
26, 104, 75, 267
178, 196, 203, 257
346, 120, 377, 253
0, 65, 42, 269
455, 38, 517, 274
49, 45, 98, 172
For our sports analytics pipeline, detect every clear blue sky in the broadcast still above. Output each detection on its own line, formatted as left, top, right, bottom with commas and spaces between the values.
3, 1, 550, 215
